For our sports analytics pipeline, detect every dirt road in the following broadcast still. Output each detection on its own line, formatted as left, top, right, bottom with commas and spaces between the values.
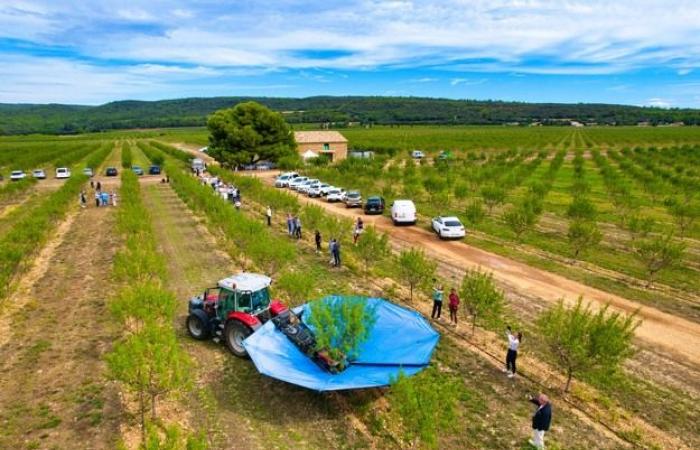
252, 171, 700, 368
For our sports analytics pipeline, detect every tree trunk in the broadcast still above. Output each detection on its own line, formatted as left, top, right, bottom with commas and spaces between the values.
564, 368, 573, 392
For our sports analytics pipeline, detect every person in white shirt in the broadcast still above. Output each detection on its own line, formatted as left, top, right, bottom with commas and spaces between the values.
504, 326, 522, 378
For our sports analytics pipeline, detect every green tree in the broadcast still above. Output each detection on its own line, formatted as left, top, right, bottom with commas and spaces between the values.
626, 215, 654, 241
106, 326, 192, 441
355, 226, 390, 272
480, 185, 506, 213
459, 268, 505, 333
665, 197, 699, 237
396, 248, 437, 302
502, 205, 536, 240
567, 196, 597, 221
633, 234, 685, 287
301, 204, 325, 235
537, 298, 639, 392
388, 368, 460, 449
464, 200, 485, 225
567, 220, 602, 259
207, 101, 297, 167
308, 296, 378, 361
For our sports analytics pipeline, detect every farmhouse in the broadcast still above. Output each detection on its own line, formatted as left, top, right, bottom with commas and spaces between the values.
294, 131, 348, 162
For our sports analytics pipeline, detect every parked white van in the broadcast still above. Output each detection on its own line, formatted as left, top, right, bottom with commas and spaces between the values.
55, 167, 71, 179
391, 200, 417, 225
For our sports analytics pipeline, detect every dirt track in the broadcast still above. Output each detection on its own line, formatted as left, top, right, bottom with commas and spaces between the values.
252, 171, 700, 368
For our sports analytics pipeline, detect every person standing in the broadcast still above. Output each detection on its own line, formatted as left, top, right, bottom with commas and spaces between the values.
431, 282, 443, 320
315, 230, 322, 254
294, 216, 302, 239
353, 217, 364, 244
266, 206, 272, 226
448, 288, 460, 326
79, 191, 87, 208
96, 180, 101, 191
332, 239, 341, 267
94, 191, 100, 207
286, 214, 294, 236
528, 394, 552, 449
111, 191, 118, 207
504, 326, 522, 378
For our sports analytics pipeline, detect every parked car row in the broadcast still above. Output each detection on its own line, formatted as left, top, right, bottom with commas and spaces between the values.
273, 171, 465, 238
4, 168, 72, 180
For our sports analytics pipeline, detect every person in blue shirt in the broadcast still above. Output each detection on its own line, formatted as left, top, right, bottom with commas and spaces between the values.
431, 281, 443, 319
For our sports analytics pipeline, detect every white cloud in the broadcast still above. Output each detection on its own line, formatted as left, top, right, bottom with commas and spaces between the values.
450, 78, 487, 86
647, 97, 672, 108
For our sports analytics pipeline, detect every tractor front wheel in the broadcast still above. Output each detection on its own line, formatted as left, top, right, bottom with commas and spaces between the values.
186, 311, 210, 340
224, 321, 252, 358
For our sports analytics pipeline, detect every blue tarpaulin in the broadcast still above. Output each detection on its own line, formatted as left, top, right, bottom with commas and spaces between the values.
243, 297, 440, 391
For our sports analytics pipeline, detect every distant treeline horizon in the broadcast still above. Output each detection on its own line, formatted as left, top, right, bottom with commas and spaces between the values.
2, 96, 700, 135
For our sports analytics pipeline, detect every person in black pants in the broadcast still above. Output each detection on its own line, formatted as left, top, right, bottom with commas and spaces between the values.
332, 240, 341, 267
528, 393, 552, 449
315, 230, 322, 254
431, 282, 443, 319
504, 326, 522, 378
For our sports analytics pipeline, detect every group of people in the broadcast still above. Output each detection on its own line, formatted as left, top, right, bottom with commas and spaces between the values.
199, 174, 241, 207
286, 214, 303, 239
430, 282, 461, 326
430, 281, 549, 448
80, 180, 117, 208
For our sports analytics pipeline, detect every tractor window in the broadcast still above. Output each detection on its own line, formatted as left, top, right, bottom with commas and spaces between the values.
237, 292, 252, 313
251, 288, 271, 311
218, 289, 235, 313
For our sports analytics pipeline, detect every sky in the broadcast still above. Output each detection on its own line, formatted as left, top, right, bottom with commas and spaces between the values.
1, 0, 700, 107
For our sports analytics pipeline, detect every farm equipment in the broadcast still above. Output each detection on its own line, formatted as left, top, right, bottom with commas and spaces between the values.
186, 273, 287, 357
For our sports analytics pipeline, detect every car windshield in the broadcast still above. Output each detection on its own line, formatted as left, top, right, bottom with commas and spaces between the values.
238, 288, 271, 312
368, 197, 381, 203
11, 171, 22, 175
348, 192, 360, 198
445, 220, 462, 227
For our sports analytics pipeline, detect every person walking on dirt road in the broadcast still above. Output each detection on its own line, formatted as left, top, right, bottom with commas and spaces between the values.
79, 191, 87, 208
266, 206, 272, 226
315, 230, 322, 254
448, 288, 460, 326
528, 393, 552, 449
431, 281, 443, 320
94, 191, 100, 207
504, 326, 522, 378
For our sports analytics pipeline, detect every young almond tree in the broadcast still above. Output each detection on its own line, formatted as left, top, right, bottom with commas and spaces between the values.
537, 298, 639, 392
355, 226, 390, 272
633, 234, 685, 287
396, 248, 437, 302
459, 268, 505, 334
308, 296, 378, 362
567, 220, 602, 259
480, 185, 506, 213
503, 205, 536, 240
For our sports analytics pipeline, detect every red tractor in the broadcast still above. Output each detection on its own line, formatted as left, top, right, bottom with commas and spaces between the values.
186, 273, 287, 357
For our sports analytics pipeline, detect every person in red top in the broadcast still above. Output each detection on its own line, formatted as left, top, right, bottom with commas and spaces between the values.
448, 288, 460, 326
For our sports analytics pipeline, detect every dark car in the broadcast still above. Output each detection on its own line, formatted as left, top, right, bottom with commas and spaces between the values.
364, 196, 385, 214
149, 165, 162, 175
105, 167, 118, 177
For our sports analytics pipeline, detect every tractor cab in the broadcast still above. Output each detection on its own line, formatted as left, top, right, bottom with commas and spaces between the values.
186, 272, 287, 357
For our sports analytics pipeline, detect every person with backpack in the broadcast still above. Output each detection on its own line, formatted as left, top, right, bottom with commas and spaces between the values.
448, 288, 460, 326
431, 281, 443, 320
504, 326, 522, 378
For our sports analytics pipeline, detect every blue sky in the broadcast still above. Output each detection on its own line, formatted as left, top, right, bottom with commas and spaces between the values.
1, 0, 699, 107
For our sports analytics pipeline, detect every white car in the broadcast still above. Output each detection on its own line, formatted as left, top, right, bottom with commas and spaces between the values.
319, 184, 334, 196
83, 167, 94, 177
32, 169, 46, 179
432, 216, 466, 239
10, 170, 27, 181
55, 167, 71, 179
326, 188, 346, 202
309, 183, 331, 197
297, 179, 319, 194
391, 200, 417, 225
274, 172, 298, 187
411, 150, 425, 159
288, 176, 308, 190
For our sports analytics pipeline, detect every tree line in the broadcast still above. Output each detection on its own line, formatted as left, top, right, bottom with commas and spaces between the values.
4, 96, 700, 134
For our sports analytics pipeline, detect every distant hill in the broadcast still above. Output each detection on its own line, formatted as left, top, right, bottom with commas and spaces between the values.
1, 96, 699, 134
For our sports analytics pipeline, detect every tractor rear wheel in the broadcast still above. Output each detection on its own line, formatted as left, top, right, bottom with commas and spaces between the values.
186, 312, 210, 340
224, 321, 252, 358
